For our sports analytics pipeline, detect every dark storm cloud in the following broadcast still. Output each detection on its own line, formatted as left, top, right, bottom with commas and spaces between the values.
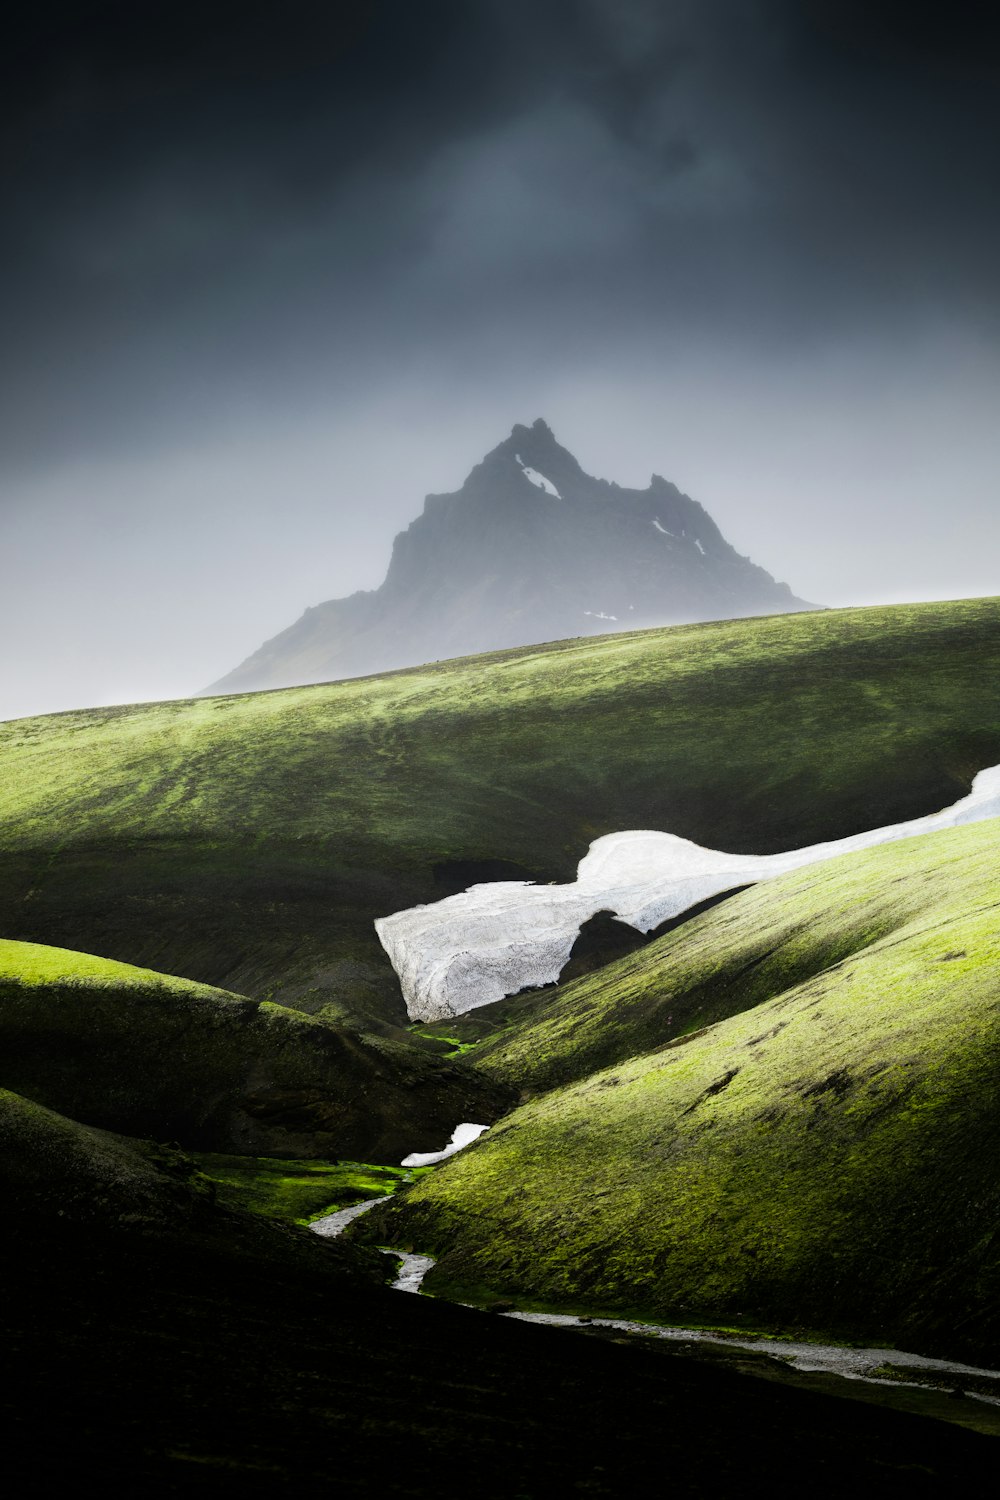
3, 2, 999, 724
2, 0, 999, 471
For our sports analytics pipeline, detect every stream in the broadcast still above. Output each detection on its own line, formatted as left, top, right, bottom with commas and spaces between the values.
311, 1195, 1000, 1407
311, 1195, 435, 1293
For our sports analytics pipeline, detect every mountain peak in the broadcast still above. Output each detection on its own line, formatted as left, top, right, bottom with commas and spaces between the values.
482, 418, 590, 498
500, 417, 561, 459
205, 424, 814, 695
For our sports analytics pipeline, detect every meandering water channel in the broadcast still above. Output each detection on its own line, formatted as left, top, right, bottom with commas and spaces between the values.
311, 1187, 1000, 1409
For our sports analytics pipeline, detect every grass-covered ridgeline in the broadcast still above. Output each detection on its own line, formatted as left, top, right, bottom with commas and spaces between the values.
0, 940, 510, 1160
356, 817, 1000, 1361
1, 599, 999, 1028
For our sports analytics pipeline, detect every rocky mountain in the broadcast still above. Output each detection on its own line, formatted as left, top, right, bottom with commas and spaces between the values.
207, 419, 813, 695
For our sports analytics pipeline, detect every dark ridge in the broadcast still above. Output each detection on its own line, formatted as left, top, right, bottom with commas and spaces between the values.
4, 1213, 995, 1492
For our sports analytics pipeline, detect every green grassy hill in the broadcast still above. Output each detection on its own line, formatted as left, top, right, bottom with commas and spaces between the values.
467, 814, 1000, 1093
0, 1085, 382, 1284
357, 816, 1000, 1362
2, 598, 999, 1030
0, 940, 508, 1160
5, 599, 1000, 1481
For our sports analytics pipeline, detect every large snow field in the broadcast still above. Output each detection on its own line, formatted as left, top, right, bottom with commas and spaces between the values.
376, 764, 1000, 1023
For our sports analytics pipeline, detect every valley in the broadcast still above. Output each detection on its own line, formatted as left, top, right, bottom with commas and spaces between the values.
4, 595, 1000, 1488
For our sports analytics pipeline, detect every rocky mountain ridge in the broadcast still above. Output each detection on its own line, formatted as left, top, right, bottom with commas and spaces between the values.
207, 419, 813, 694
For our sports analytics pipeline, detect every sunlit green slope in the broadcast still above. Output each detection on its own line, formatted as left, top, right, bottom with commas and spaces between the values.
1, 599, 999, 1028
0, 940, 508, 1160
470, 815, 1000, 1093
359, 817, 1000, 1361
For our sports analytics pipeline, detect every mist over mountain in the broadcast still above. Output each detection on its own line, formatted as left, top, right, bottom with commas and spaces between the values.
208, 420, 812, 694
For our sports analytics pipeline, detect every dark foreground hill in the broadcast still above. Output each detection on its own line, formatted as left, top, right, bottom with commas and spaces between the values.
2, 599, 1000, 1033
209, 418, 812, 694
2, 1088, 993, 1495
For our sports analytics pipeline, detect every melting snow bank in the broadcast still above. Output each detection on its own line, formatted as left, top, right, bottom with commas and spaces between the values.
401, 1122, 489, 1167
376, 763, 1000, 1022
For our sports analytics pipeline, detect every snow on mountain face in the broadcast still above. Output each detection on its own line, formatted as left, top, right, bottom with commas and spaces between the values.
515, 453, 561, 497
375, 764, 1000, 1023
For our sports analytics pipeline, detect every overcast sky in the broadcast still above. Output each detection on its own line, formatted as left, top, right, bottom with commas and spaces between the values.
2, 0, 999, 721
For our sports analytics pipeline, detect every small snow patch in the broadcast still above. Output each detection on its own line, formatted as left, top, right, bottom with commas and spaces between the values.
584, 610, 618, 622
515, 454, 561, 497
401, 1122, 489, 1168
652, 518, 675, 536
694, 538, 706, 555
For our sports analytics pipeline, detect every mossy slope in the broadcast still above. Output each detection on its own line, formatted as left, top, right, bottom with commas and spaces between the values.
359, 818, 1000, 1361
470, 816, 1000, 1093
0, 940, 509, 1160
0, 1086, 382, 1285
2, 599, 1000, 1027
0, 1085, 215, 1231
193, 1151, 412, 1222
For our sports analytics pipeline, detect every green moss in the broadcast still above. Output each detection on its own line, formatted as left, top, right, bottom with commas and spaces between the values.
0, 939, 510, 1161
192, 1152, 412, 1222
472, 816, 1000, 1093
409, 1027, 481, 1059
1, 599, 999, 1030
357, 817, 1000, 1363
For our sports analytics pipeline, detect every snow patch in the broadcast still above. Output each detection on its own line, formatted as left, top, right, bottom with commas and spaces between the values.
652, 518, 675, 536
401, 1122, 490, 1167
584, 609, 618, 621
375, 764, 1000, 1023
515, 454, 561, 497
694, 538, 706, 555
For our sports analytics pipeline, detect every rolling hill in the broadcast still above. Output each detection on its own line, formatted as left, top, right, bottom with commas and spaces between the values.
0, 940, 508, 1159
2, 598, 999, 1038
356, 816, 1000, 1362
5, 595, 1000, 1481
